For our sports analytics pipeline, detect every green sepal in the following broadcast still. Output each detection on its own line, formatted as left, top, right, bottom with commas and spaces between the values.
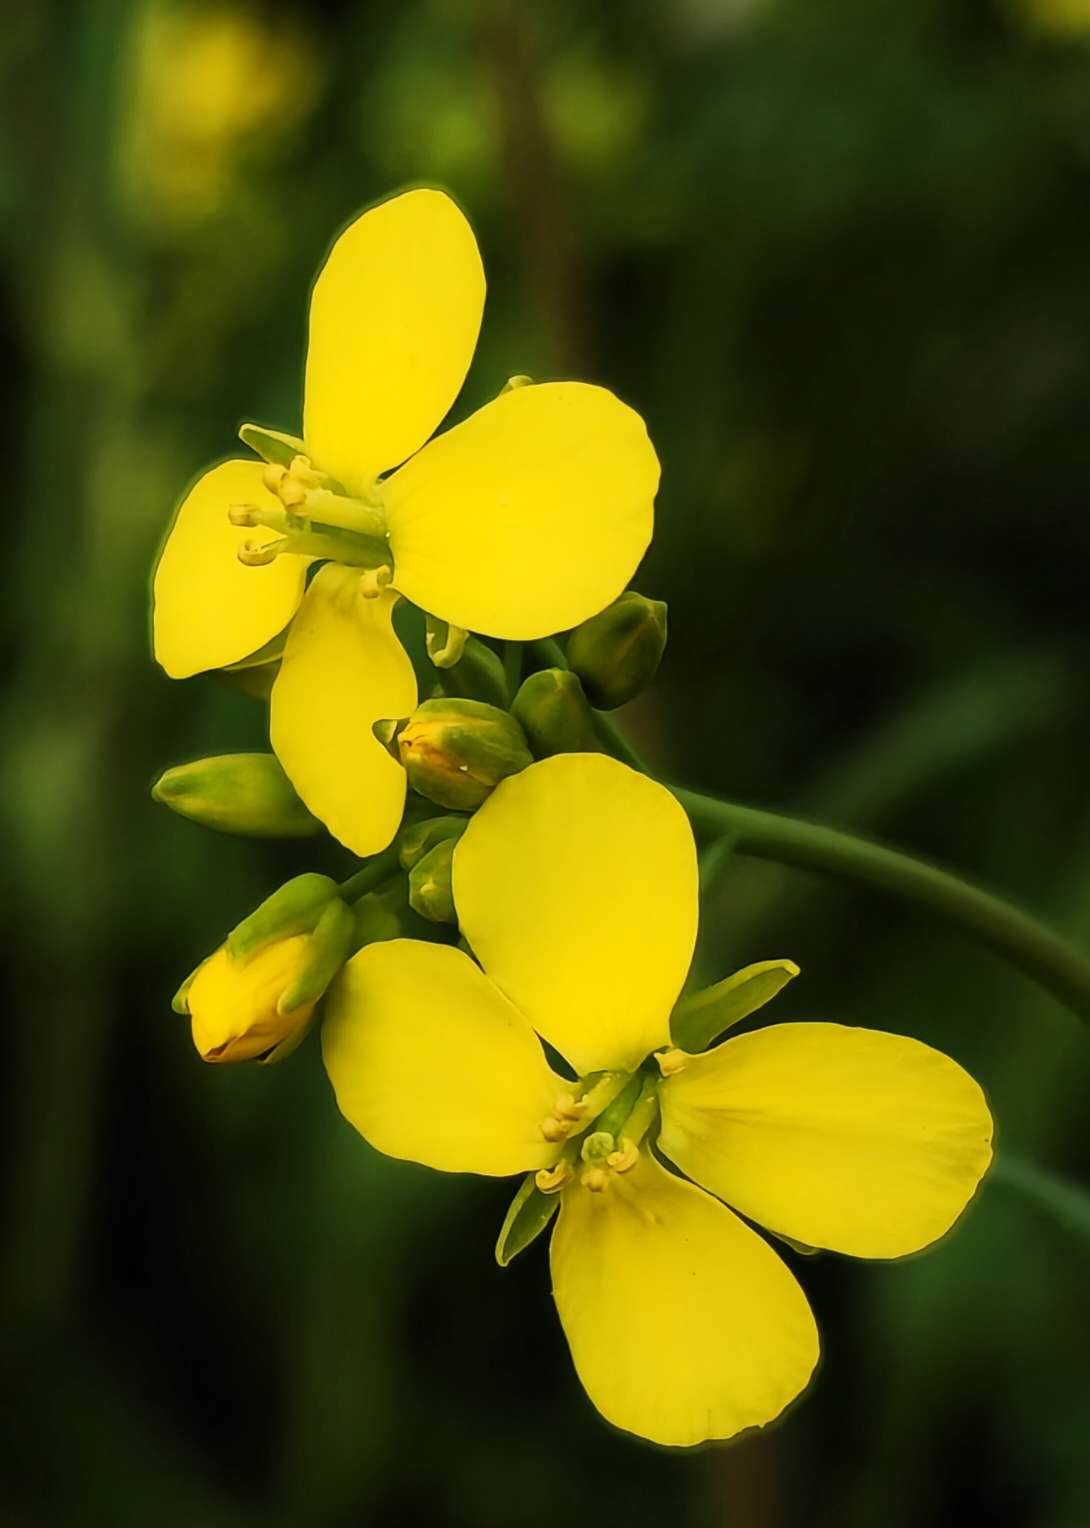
227, 873, 339, 960
399, 814, 469, 870
425, 614, 468, 670
495, 1173, 560, 1267
670, 958, 800, 1053
171, 955, 210, 1015
408, 839, 457, 924
152, 753, 320, 839
238, 422, 306, 466
512, 667, 598, 758
277, 896, 355, 1016
567, 590, 668, 711
437, 636, 508, 708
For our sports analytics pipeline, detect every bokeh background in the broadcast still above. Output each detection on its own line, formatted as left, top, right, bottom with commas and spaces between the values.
2, 0, 1089, 1523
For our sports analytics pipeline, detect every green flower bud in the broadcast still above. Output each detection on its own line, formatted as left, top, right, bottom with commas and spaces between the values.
512, 668, 598, 758
398, 814, 469, 870
152, 753, 320, 838
408, 838, 457, 924
567, 591, 668, 710
376, 698, 532, 811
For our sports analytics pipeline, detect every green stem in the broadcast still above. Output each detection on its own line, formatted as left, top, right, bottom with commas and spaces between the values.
672, 786, 1090, 1027
337, 843, 402, 902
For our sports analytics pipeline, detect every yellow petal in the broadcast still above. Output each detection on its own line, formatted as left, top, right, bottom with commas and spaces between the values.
658, 1023, 994, 1260
384, 382, 659, 640
551, 1153, 819, 1447
303, 188, 485, 494
453, 755, 697, 1075
322, 940, 564, 1175
152, 460, 308, 678
269, 566, 416, 857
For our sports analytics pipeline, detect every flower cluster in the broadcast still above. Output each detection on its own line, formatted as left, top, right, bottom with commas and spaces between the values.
152, 188, 994, 1447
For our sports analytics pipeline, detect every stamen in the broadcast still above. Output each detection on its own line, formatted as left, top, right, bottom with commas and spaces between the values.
228, 503, 258, 527
262, 463, 287, 496
358, 565, 393, 599
656, 1047, 688, 1077
606, 1139, 639, 1174
581, 1167, 610, 1194
237, 538, 284, 566
535, 1160, 574, 1195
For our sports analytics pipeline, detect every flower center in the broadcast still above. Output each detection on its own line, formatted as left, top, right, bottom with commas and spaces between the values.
535, 1070, 661, 1197
229, 453, 394, 587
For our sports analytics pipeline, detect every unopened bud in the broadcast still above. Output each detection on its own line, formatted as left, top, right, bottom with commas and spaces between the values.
375, 698, 532, 811
227, 872, 341, 960
176, 884, 355, 1065
152, 753, 320, 838
566, 591, 668, 710
398, 814, 469, 870
407, 838, 457, 923
512, 668, 597, 758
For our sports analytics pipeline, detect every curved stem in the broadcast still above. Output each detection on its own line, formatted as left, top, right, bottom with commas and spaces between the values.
338, 844, 402, 902
672, 785, 1090, 1027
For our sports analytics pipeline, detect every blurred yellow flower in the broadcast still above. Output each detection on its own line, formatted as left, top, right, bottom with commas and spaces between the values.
120, 1, 321, 225
1018, 0, 1090, 36
152, 189, 659, 856
322, 754, 994, 1446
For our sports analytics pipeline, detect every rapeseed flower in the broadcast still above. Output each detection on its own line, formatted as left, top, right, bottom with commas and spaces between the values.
152, 189, 659, 855
321, 754, 993, 1446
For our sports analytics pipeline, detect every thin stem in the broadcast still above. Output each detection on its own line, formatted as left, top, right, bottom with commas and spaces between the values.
337, 844, 402, 902
672, 786, 1090, 1027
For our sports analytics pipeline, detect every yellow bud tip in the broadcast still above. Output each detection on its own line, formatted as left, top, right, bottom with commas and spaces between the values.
656, 1047, 688, 1077
237, 539, 281, 567
359, 565, 393, 599
262, 463, 286, 495
581, 1167, 611, 1194
228, 503, 258, 526
535, 1161, 574, 1195
606, 1140, 639, 1174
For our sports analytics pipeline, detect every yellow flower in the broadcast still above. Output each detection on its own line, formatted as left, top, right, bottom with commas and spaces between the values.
152, 189, 659, 856
321, 754, 994, 1447
183, 935, 318, 1064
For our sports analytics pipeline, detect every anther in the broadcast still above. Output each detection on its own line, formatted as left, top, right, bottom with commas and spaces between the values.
581, 1167, 610, 1194
262, 463, 286, 496
228, 503, 258, 527
656, 1047, 688, 1077
358, 565, 393, 599
237, 539, 282, 566
607, 1139, 639, 1174
535, 1161, 574, 1195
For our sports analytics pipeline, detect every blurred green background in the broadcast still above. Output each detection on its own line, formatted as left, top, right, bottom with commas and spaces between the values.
2, 0, 1089, 1523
